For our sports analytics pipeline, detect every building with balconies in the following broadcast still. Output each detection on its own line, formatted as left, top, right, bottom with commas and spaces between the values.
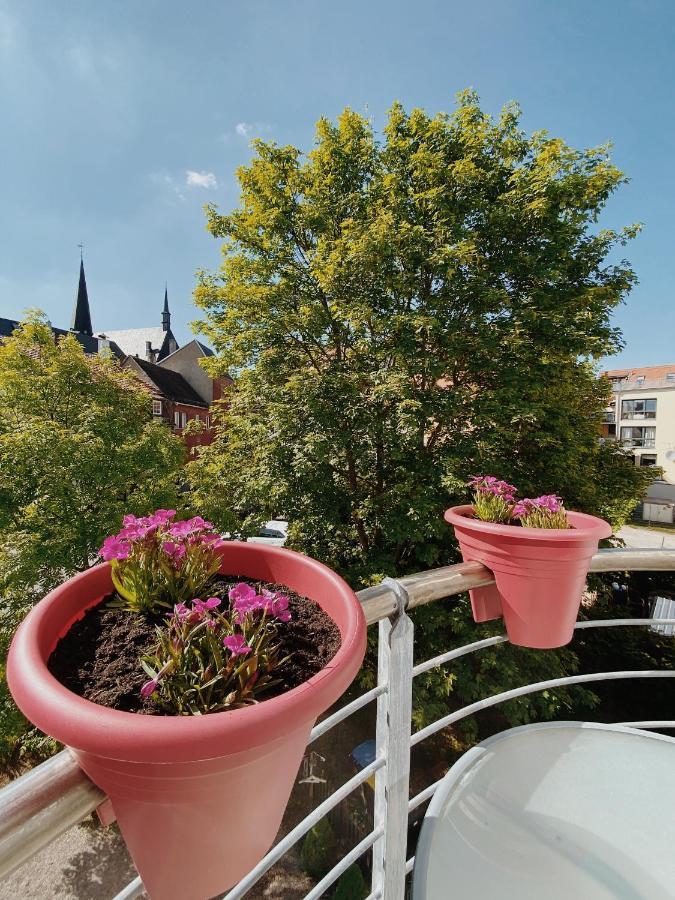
603, 364, 675, 482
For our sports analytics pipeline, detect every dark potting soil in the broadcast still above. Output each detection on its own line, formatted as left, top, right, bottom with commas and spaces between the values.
47, 577, 341, 715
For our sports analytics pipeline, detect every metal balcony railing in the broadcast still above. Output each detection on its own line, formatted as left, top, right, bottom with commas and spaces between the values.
1, 547, 675, 899
621, 438, 656, 449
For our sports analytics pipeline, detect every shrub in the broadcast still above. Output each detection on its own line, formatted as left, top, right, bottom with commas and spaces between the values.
333, 863, 369, 899
300, 817, 337, 880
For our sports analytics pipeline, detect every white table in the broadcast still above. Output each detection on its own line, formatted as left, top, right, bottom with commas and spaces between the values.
413, 722, 675, 899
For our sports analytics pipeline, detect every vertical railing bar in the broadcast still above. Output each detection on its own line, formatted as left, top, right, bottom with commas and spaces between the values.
371, 578, 414, 900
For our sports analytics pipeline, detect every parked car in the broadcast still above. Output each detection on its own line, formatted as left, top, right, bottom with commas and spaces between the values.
246, 520, 289, 547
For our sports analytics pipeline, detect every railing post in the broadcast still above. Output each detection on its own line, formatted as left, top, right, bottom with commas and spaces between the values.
372, 578, 414, 900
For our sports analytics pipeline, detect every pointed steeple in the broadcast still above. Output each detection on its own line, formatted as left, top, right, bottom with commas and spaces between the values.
162, 283, 171, 332
71, 250, 93, 336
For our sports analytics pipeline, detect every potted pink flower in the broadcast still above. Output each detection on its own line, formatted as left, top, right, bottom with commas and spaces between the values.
8, 511, 366, 900
445, 478, 611, 648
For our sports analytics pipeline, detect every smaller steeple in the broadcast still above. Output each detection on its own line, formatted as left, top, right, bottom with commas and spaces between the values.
71, 247, 93, 336
162, 283, 171, 332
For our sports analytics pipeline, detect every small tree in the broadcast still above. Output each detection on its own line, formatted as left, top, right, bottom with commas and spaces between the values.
0, 313, 184, 767
189, 92, 654, 727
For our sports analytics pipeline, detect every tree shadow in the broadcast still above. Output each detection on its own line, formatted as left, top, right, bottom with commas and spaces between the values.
55, 820, 145, 899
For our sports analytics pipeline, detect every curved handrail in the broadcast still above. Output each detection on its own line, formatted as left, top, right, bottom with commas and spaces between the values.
0, 546, 674, 895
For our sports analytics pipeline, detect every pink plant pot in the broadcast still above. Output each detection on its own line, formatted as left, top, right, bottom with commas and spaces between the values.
7, 542, 366, 900
444, 506, 612, 648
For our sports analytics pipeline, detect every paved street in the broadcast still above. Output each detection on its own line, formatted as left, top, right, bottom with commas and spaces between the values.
617, 525, 675, 549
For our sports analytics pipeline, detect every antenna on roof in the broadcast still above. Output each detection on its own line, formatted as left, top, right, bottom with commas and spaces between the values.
77, 242, 84, 260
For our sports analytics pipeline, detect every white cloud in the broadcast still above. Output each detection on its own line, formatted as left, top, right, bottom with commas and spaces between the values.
185, 170, 218, 189
149, 172, 186, 202
234, 121, 272, 140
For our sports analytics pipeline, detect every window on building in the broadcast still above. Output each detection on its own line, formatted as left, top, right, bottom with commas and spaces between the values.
181, 412, 188, 428
639, 454, 658, 467
620, 426, 656, 448
174, 411, 180, 428
152, 399, 163, 416
205, 415, 210, 428
666, 373, 675, 384
621, 398, 656, 420
195, 413, 200, 423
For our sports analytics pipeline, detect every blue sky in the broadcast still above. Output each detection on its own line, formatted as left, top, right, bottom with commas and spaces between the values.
1, 0, 673, 366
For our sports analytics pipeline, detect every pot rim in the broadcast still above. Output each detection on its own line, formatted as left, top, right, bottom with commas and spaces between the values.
7, 542, 366, 761
444, 505, 613, 541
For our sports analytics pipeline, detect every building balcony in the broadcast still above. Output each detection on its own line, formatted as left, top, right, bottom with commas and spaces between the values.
602, 410, 616, 424
621, 438, 656, 449
1, 548, 674, 899
612, 378, 675, 392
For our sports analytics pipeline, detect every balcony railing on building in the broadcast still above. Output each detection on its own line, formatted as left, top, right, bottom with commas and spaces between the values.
611, 377, 675, 391
621, 438, 656, 449
0, 547, 674, 899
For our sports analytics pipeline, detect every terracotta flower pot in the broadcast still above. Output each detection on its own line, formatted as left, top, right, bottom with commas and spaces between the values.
7, 542, 366, 900
444, 506, 612, 648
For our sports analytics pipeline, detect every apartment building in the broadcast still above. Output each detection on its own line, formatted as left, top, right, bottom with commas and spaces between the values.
602, 364, 675, 483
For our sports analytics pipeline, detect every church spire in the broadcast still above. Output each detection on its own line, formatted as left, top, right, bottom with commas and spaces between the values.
71, 249, 93, 336
162, 283, 171, 332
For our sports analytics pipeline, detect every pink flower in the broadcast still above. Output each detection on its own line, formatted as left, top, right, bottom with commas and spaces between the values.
99, 535, 131, 561
262, 589, 291, 622
187, 516, 213, 532
512, 495, 564, 518
192, 596, 221, 616
223, 634, 252, 657
149, 509, 176, 525
162, 540, 186, 564
168, 516, 215, 540
228, 582, 262, 621
469, 475, 516, 501
140, 679, 158, 699
229, 582, 257, 604
167, 520, 193, 539
173, 602, 191, 621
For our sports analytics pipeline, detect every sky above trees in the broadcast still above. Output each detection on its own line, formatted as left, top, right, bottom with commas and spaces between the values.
1, 0, 673, 366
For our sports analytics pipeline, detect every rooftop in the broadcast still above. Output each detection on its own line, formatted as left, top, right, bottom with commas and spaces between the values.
126, 355, 209, 406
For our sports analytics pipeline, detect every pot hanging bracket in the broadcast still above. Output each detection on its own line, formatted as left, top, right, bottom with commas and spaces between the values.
95, 796, 116, 826
381, 577, 410, 619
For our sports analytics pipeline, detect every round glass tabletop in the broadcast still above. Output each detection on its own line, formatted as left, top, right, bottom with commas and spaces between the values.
413, 722, 675, 900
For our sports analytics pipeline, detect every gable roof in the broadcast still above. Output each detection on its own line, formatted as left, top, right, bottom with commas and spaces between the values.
604, 364, 675, 381
159, 338, 215, 363
194, 340, 214, 357
126, 356, 208, 406
96, 327, 172, 360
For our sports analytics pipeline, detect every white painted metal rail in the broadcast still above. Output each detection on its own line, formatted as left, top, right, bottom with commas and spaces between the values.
0, 547, 674, 899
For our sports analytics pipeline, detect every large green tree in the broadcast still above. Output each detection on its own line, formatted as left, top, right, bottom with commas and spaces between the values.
191, 92, 650, 574
0, 314, 185, 766
189, 93, 653, 731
